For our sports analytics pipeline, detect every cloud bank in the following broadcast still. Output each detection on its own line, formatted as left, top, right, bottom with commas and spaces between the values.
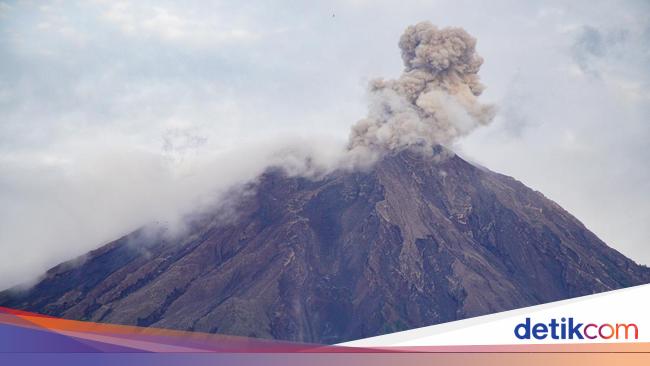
1, 0, 649, 289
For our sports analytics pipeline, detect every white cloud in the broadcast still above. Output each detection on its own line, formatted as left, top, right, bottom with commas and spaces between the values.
100, 1, 261, 47
0, 0, 649, 289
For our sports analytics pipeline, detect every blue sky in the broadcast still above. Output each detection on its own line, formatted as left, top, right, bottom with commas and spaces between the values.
0, 0, 649, 288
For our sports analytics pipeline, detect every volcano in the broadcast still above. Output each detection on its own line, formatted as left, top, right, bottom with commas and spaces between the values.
1, 149, 648, 344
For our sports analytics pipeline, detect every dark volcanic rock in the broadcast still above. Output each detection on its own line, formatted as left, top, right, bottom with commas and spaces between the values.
1, 149, 649, 344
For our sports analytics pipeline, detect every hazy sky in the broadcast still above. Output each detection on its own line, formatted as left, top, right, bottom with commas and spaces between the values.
1, 0, 649, 289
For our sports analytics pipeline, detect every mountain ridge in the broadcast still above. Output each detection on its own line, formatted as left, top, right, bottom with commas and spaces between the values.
1, 148, 648, 344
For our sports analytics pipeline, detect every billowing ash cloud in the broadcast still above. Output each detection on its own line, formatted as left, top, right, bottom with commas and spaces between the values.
348, 22, 495, 154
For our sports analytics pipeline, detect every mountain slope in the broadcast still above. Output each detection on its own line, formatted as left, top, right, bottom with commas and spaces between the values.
1, 149, 648, 344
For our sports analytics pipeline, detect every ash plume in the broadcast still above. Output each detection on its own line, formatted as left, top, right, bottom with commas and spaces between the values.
348, 21, 495, 155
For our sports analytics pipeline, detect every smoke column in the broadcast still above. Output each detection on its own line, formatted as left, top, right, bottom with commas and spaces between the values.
348, 21, 495, 155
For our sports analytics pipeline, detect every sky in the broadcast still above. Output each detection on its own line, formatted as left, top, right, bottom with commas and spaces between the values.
0, 0, 649, 289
